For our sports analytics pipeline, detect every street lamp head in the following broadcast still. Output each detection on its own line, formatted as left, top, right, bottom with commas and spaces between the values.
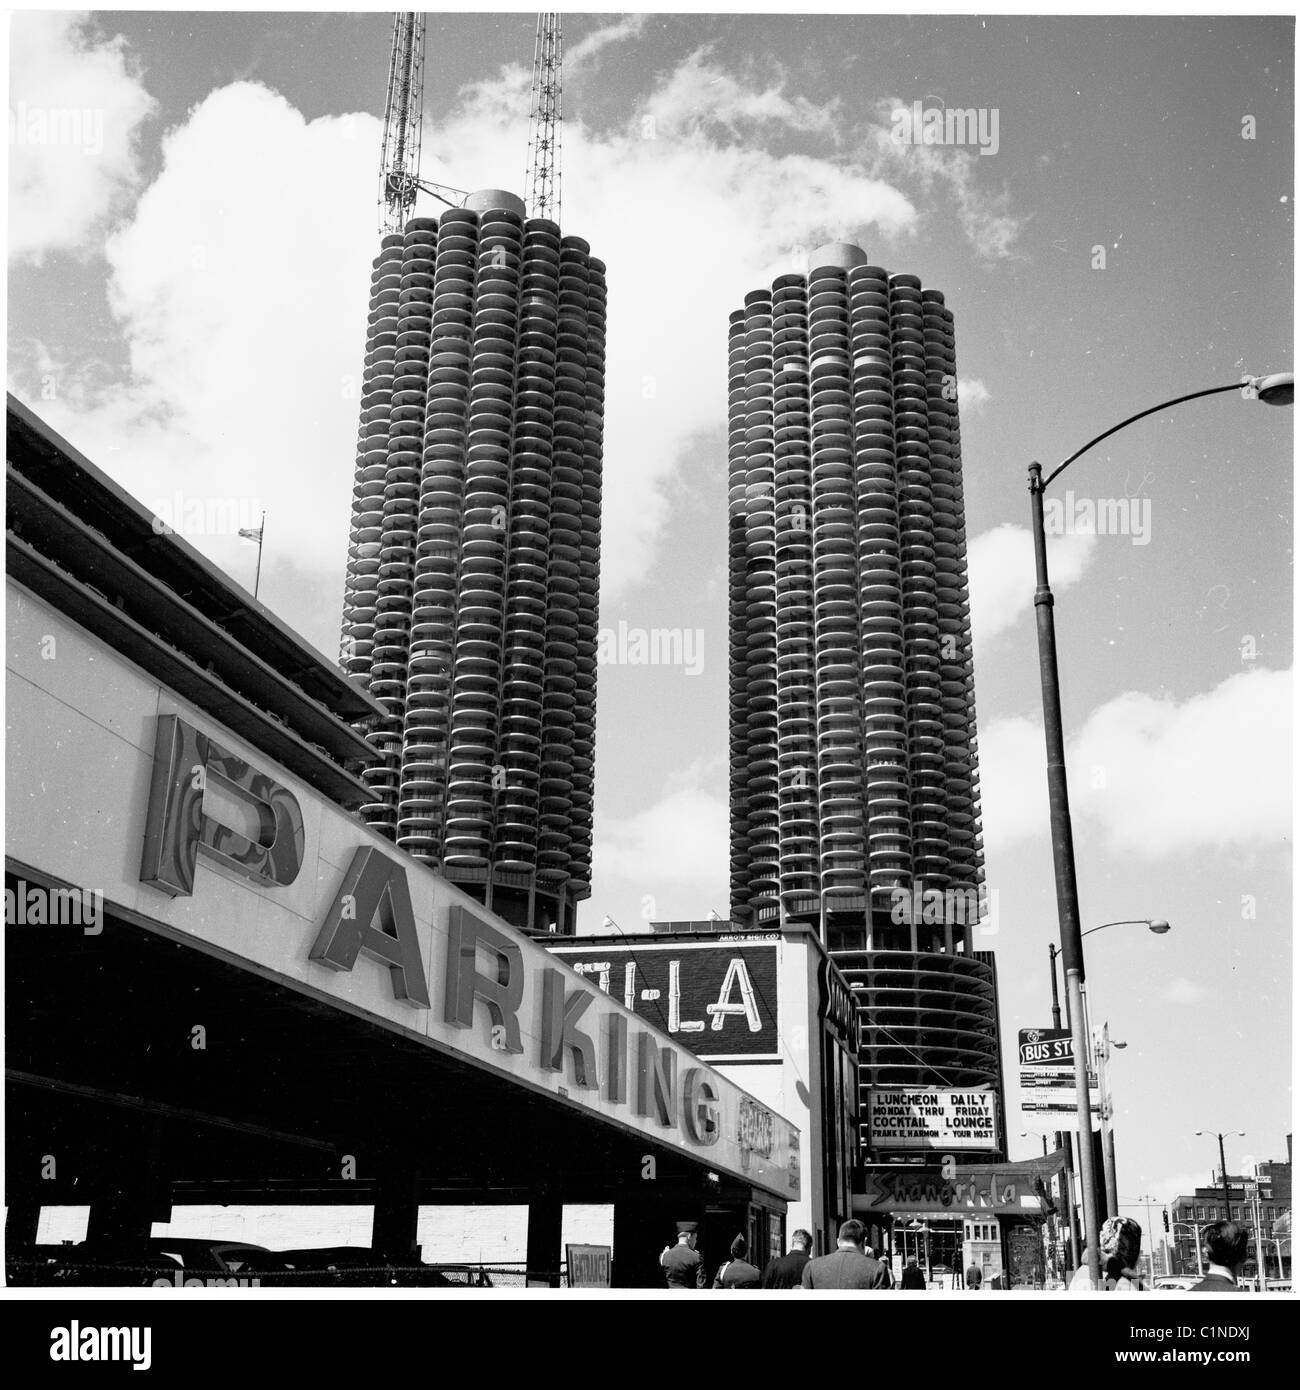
1113, 1040, 1128, 1050
1252, 372, 1294, 406
1146, 918, 1171, 934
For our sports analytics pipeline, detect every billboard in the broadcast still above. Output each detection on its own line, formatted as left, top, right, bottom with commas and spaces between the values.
867, 1088, 1000, 1152
548, 940, 779, 1059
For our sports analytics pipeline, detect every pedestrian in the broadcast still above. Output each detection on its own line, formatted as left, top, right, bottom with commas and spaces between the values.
964, 1259, 982, 1290
865, 1248, 895, 1288
761, 1229, 812, 1289
1187, 1221, 1250, 1292
659, 1221, 707, 1290
800, 1219, 890, 1290
900, 1257, 926, 1290
1066, 1217, 1146, 1290
713, 1234, 761, 1289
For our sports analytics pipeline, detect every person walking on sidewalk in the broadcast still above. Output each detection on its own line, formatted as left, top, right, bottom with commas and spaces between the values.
800, 1220, 890, 1290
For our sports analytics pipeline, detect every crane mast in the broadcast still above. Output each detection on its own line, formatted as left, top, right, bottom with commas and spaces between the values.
379, 12, 426, 234
524, 13, 562, 221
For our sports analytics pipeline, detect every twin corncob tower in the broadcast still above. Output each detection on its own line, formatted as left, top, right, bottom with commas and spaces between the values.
339, 16, 992, 1102
728, 242, 983, 928
340, 15, 601, 935
728, 241, 996, 1096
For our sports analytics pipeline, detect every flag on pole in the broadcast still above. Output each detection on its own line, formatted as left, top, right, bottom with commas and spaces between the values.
238, 526, 263, 543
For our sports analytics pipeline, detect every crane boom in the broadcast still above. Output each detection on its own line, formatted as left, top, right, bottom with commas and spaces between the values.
524, 13, 562, 221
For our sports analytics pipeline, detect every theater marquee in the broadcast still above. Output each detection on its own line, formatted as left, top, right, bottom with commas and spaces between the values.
867, 1088, 999, 1152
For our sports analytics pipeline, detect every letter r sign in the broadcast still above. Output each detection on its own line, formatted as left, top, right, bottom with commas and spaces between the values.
140, 713, 305, 896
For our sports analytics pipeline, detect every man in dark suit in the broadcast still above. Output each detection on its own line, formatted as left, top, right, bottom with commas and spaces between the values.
800, 1220, 890, 1290
761, 1229, 812, 1288
1189, 1221, 1250, 1292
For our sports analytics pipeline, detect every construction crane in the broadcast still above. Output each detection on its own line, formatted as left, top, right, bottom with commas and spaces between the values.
524, 13, 562, 221
378, 11, 465, 234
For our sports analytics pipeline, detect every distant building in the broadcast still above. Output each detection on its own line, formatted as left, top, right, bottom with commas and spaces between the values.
1169, 1136, 1291, 1280
548, 918, 860, 1257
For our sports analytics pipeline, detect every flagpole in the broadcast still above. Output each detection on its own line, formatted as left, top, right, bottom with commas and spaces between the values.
254, 510, 265, 599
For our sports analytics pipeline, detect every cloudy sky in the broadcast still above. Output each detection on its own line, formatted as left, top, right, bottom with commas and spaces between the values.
6, 7, 1293, 1209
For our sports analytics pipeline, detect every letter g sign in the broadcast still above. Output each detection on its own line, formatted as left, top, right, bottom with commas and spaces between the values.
140, 714, 305, 896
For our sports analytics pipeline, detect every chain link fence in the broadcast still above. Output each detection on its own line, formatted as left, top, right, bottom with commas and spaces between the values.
6, 1254, 571, 1289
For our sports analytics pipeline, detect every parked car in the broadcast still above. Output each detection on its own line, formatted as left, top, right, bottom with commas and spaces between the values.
145, 1239, 281, 1282
9, 1238, 280, 1287
1153, 1276, 1199, 1290
259, 1246, 491, 1288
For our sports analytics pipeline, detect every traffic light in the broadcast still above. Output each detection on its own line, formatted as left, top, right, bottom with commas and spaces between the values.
1163, 1210, 1170, 1233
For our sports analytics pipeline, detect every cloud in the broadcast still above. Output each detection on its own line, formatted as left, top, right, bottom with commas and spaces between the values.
7, 11, 157, 264
13, 80, 381, 656
979, 666, 1292, 859
1071, 667, 1292, 859
641, 46, 839, 142
593, 786, 729, 889
426, 62, 917, 605
868, 98, 1024, 260
1159, 977, 1211, 1006
968, 522, 1098, 653
11, 35, 1001, 648
958, 377, 991, 412
567, 14, 648, 72
976, 716, 1050, 854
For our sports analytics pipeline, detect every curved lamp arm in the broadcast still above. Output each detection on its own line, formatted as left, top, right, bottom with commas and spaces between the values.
1043, 380, 1277, 489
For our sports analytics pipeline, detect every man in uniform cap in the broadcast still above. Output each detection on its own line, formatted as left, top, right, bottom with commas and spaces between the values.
660, 1221, 707, 1289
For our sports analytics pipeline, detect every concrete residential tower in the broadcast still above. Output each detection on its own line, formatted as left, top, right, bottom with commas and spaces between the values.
341, 190, 606, 936
727, 242, 1000, 1120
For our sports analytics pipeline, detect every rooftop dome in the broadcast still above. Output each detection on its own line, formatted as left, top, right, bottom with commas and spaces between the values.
464, 188, 527, 217
809, 241, 869, 272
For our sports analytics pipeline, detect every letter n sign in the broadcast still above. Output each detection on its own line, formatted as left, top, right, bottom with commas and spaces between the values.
140, 713, 304, 897
636, 1033, 677, 1127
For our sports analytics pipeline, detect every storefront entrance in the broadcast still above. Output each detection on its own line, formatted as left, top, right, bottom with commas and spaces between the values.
702, 1200, 786, 1284
892, 1216, 964, 1286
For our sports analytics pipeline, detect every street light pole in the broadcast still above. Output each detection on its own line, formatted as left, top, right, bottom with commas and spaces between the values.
1030, 461, 1101, 1288
1048, 942, 1063, 1030
1027, 371, 1290, 1290
1218, 1133, 1231, 1218
1196, 1129, 1245, 1221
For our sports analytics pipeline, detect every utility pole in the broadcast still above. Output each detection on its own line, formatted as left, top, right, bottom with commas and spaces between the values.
1246, 1173, 1266, 1291
1096, 1023, 1121, 1219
